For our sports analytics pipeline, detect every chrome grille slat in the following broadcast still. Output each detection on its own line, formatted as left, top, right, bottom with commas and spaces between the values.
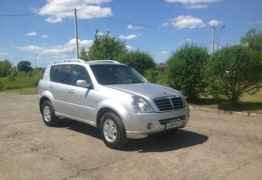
154, 96, 184, 112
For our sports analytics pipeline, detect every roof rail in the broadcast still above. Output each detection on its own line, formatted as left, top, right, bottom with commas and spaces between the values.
88, 60, 120, 64
63, 59, 86, 63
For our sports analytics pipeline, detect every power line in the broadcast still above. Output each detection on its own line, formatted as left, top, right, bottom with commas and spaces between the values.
0, 13, 35, 17
0, 12, 157, 31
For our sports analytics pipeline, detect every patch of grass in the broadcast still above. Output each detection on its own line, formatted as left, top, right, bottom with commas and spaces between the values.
218, 102, 262, 113
0, 70, 42, 91
191, 90, 262, 113
2, 87, 37, 95
241, 90, 262, 103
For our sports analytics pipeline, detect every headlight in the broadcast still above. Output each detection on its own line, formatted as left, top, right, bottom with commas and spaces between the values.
132, 96, 154, 113
181, 96, 188, 108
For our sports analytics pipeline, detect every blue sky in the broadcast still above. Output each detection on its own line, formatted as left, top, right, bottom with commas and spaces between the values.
0, 0, 261, 67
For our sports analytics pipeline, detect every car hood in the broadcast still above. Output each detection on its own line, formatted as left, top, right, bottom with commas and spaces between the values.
106, 83, 182, 99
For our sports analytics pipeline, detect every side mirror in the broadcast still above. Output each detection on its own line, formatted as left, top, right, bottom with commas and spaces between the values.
76, 80, 91, 88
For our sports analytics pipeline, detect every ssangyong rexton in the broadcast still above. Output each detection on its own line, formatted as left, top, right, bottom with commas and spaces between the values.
38, 60, 189, 148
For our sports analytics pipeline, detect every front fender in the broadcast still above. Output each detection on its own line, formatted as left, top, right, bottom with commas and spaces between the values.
96, 98, 130, 125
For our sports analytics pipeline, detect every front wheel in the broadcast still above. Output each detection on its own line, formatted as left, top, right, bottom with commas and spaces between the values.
101, 112, 127, 149
40, 100, 58, 126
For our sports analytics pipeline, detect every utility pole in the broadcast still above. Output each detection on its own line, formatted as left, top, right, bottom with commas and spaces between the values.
211, 26, 216, 54
74, 8, 79, 59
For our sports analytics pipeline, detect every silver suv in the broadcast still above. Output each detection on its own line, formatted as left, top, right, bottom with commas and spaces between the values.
38, 59, 189, 148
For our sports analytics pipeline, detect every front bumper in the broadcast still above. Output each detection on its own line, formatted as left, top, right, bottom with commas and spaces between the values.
124, 108, 190, 139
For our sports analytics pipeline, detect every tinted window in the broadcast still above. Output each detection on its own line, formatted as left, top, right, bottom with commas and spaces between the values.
51, 64, 91, 86
50, 65, 72, 85
71, 65, 91, 86
90, 64, 146, 85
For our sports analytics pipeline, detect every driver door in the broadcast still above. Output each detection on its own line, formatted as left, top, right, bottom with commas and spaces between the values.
66, 64, 98, 125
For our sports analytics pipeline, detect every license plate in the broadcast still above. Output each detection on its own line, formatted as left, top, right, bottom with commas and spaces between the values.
166, 119, 183, 129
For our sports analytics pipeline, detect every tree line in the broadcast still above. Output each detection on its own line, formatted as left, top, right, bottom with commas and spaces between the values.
0, 60, 42, 90
0, 29, 261, 105
80, 29, 262, 104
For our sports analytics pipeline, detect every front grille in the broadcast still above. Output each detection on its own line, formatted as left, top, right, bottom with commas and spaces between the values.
154, 96, 184, 112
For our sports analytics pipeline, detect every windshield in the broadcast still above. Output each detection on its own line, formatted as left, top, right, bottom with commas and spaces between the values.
90, 64, 146, 85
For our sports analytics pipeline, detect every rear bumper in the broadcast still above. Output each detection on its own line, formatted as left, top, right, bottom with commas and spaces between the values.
125, 108, 190, 139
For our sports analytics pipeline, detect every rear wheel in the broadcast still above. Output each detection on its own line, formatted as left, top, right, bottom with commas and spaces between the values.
40, 100, 58, 126
100, 112, 127, 149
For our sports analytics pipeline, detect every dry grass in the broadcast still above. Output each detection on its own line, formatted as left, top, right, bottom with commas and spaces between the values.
241, 90, 262, 102
1, 87, 37, 95
191, 90, 262, 113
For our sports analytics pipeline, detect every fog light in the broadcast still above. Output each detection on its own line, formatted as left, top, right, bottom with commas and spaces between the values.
147, 123, 153, 130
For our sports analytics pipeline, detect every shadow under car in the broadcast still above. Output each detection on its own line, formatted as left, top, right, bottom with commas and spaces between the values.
52, 118, 208, 152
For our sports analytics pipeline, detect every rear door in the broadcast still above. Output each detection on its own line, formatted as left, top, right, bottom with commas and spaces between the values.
49, 64, 74, 115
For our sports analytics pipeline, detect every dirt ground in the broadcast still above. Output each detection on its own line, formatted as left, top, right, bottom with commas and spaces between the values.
0, 94, 262, 180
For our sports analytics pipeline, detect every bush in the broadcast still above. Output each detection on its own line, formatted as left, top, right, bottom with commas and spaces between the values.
17, 61, 33, 72
167, 44, 209, 101
120, 51, 155, 75
241, 29, 262, 52
145, 68, 168, 85
206, 45, 262, 104
0, 69, 42, 91
0, 60, 12, 77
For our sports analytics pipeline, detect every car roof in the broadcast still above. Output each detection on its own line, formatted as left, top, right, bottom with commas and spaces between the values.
52, 59, 122, 66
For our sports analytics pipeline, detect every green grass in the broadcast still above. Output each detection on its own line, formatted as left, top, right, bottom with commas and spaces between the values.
191, 90, 262, 113
0, 70, 42, 91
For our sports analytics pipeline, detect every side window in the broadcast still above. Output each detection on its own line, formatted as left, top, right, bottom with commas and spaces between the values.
50, 65, 72, 85
70, 65, 91, 86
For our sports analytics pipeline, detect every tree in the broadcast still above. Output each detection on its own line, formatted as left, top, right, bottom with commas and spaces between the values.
145, 67, 168, 85
17, 61, 32, 72
80, 48, 89, 61
120, 51, 155, 75
0, 60, 12, 77
206, 45, 262, 104
241, 29, 262, 52
167, 44, 209, 101
87, 31, 127, 61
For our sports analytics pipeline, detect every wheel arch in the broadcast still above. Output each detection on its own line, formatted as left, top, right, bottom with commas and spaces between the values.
96, 107, 120, 129
96, 101, 129, 130
39, 91, 55, 112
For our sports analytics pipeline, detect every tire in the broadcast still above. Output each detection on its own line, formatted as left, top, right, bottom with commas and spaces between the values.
100, 112, 127, 149
40, 100, 58, 127
166, 128, 179, 135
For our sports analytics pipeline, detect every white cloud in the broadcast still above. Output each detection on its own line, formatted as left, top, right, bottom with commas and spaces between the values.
119, 34, 140, 40
208, 19, 223, 27
127, 24, 144, 30
38, 0, 112, 23
163, 15, 206, 29
19, 39, 93, 58
26, 32, 49, 38
160, 50, 170, 55
126, 45, 137, 51
26, 31, 37, 36
41, 34, 48, 38
19, 45, 43, 52
0, 52, 8, 57
164, 0, 220, 9
254, 20, 262, 24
